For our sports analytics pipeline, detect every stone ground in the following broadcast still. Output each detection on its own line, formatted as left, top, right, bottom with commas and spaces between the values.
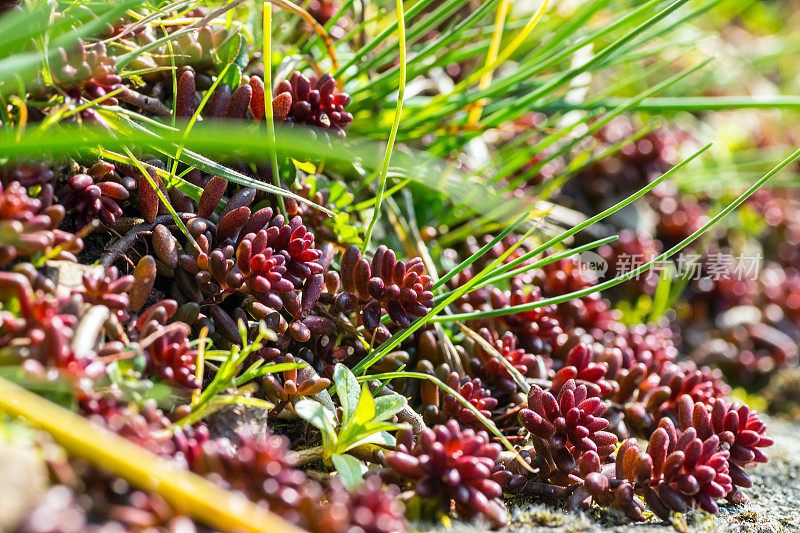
429, 415, 800, 533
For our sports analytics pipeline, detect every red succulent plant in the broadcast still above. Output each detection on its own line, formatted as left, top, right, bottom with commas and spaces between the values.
385, 422, 509, 527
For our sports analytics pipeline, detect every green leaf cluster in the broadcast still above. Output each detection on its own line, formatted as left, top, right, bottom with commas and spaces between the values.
295, 364, 408, 491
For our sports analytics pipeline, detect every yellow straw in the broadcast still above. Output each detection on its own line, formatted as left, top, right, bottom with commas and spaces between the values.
0, 376, 304, 533
467, 0, 511, 125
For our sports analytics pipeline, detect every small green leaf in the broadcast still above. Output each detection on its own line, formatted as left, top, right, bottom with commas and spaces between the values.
352, 383, 376, 426
295, 399, 338, 455
373, 394, 407, 422
327, 181, 354, 208
348, 429, 398, 450
334, 363, 361, 426
106, 361, 123, 384
332, 212, 362, 245
331, 453, 367, 492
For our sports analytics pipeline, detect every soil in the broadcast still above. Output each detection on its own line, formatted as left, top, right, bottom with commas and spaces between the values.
428, 415, 800, 533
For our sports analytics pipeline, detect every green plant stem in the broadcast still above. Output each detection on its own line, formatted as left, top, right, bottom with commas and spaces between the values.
361, 0, 406, 253
122, 146, 201, 253
431, 211, 530, 291
263, 1, 287, 218
534, 95, 800, 112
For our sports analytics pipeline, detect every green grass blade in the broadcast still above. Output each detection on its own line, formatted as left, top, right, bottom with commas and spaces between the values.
434, 145, 800, 322
362, 0, 407, 253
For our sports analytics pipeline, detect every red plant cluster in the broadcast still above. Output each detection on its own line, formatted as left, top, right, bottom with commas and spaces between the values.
468, 328, 548, 394
276, 72, 353, 136
51, 40, 121, 102
520, 380, 617, 480
179, 181, 324, 318
141, 323, 200, 390
79, 266, 133, 311
0, 9, 788, 532
60, 171, 130, 227
0, 272, 90, 375
385, 422, 509, 527
338, 244, 435, 335
430, 372, 499, 431
0, 181, 77, 265
189, 428, 403, 532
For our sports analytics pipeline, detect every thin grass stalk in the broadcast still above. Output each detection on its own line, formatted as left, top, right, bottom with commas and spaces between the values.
263, 2, 287, 218
432, 145, 800, 322
466, 0, 510, 125
122, 146, 201, 252
349, 0, 503, 100
361, 0, 406, 253
166, 58, 233, 182
430, 211, 530, 291
480, 0, 691, 129
458, 324, 529, 394
270, 0, 338, 71
428, 235, 618, 306
462, 0, 549, 124
335, 0, 431, 77
509, 58, 711, 194
300, 0, 356, 55
474, 235, 619, 289
115, 0, 248, 69
513, 143, 711, 272
534, 95, 800, 112
395, 0, 664, 133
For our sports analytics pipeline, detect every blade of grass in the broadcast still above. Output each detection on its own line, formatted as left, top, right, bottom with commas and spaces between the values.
394, 0, 664, 134
532, 95, 800, 112
270, 0, 338, 71
167, 58, 234, 183
473, 235, 619, 290
431, 211, 530, 291
115, 0, 247, 69
512, 57, 711, 195
512, 144, 711, 271
299, 0, 355, 55
348, 0, 504, 101
122, 146, 201, 253
334, 0, 433, 78
263, 2, 287, 217
433, 145, 800, 322
466, 0, 510, 125
480, 0, 691, 129
361, 0, 406, 253
0, 123, 523, 221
